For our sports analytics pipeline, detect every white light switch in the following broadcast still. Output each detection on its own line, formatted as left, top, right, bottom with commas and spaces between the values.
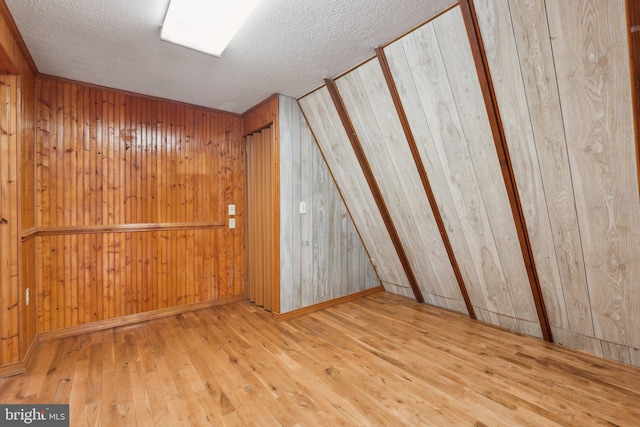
299, 202, 307, 214
228, 204, 236, 215
229, 218, 236, 229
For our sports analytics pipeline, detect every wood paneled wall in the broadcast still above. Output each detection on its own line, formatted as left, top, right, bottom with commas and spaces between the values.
0, 75, 20, 364
299, 89, 414, 299
279, 96, 379, 313
334, 61, 468, 314
301, 6, 541, 336
35, 77, 245, 332
474, 0, 640, 364
0, 0, 37, 368
302, 1, 640, 367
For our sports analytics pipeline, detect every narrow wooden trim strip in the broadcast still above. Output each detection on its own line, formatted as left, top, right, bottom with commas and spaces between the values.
0, 0, 38, 74
375, 46, 476, 320
324, 78, 425, 304
39, 294, 244, 342
0, 360, 25, 379
27, 222, 225, 239
0, 43, 19, 74
22, 334, 39, 371
273, 286, 385, 322
626, 0, 640, 199
0, 331, 36, 378
458, 0, 552, 342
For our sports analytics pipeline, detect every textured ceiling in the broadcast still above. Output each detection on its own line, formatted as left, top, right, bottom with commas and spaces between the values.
5, 0, 455, 114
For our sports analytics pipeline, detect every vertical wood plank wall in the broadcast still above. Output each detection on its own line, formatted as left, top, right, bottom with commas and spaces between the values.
279, 95, 379, 313
35, 77, 245, 332
474, 0, 640, 364
299, 89, 414, 299
0, 1, 37, 368
0, 75, 20, 364
334, 61, 468, 314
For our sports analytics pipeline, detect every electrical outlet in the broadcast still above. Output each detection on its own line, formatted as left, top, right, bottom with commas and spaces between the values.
229, 218, 236, 229
299, 202, 307, 214
228, 204, 236, 215
26, 288, 29, 306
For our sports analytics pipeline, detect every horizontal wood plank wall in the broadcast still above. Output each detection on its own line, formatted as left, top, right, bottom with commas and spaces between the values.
278, 95, 380, 313
382, 6, 540, 336
334, 63, 467, 314
474, 0, 640, 367
35, 77, 245, 333
299, 89, 414, 299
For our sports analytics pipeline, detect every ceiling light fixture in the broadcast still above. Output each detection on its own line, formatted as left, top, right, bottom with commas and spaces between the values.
161, 0, 261, 57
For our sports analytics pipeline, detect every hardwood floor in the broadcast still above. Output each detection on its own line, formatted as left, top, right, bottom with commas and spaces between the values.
1, 292, 639, 426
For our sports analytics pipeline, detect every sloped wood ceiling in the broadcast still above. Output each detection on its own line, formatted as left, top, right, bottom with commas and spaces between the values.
299, 0, 640, 367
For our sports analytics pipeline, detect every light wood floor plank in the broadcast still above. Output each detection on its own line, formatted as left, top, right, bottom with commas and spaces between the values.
1, 293, 639, 426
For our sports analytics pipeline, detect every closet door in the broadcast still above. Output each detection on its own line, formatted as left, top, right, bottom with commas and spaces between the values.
245, 127, 275, 311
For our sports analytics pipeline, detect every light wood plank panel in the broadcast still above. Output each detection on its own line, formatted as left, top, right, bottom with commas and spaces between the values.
499, 0, 594, 339
547, 0, 640, 348
473, 0, 571, 335
384, 10, 536, 333
335, 60, 466, 313
299, 89, 412, 298
434, 7, 540, 333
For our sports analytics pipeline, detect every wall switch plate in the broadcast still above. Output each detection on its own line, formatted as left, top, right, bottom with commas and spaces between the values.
229, 218, 236, 229
299, 202, 307, 214
228, 204, 236, 215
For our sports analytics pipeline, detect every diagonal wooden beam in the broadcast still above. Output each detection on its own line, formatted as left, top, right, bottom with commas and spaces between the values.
458, 0, 553, 342
324, 78, 425, 304
375, 46, 476, 320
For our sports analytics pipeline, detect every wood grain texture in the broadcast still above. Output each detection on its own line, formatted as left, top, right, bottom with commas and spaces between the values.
335, 60, 467, 314
0, 75, 20, 365
299, 89, 413, 299
2, 292, 640, 425
547, 0, 640, 349
245, 128, 275, 311
473, 0, 569, 336
383, 8, 539, 335
496, 0, 594, 341
275, 101, 382, 312
242, 95, 280, 312
0, 2, 38, 368
35, 76, 245, 333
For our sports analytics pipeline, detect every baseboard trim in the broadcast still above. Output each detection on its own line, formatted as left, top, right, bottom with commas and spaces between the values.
40, 295, 244, 342
23, 334, 40, 371
0, 335, 40, 379
272, 286, 385, 322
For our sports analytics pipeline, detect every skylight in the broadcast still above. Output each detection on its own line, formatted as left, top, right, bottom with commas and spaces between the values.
161, 0, 261, 57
